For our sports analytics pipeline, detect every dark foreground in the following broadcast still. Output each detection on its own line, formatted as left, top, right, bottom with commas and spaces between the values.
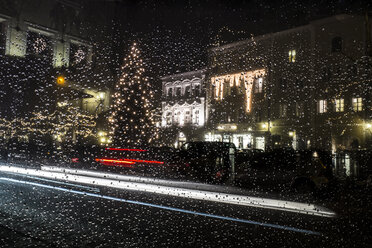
0, 164, 371, 247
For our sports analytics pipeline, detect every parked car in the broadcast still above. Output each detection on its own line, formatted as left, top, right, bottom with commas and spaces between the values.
177, 141, 236, 183
235, 148, 333, 193
67, 144, 105, 168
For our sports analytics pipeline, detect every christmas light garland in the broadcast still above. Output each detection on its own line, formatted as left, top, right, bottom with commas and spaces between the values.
0, 106, 96, 139
109, 42, 159, 146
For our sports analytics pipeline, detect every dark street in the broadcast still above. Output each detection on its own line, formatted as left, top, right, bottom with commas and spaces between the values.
0, 163, 369, 247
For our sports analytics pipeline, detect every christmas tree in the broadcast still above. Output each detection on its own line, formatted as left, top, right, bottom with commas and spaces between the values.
109, 43, 155, 147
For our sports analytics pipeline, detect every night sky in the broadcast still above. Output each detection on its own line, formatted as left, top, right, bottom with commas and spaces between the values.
104, 0, 370, 75
80, 0, 372, 90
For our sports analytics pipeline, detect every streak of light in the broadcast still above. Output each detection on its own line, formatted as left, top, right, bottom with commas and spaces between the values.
22, 174, 100, 192
121, 158, 164, 164
42, 166, 204, 186
0, 165, 336, 217
0, 177, 321, 236
95, 158, 135, 167
95, 158, 164, 166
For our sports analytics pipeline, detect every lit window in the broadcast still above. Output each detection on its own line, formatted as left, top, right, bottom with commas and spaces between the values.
318, 100, 327, 113
194, 110, 199, 125
184, 111, 191, 124
174, 111, 181, 124
288, 49, 296, 63
334, 99, 344, 112
255, 78, 263, 93
352, 97, 363, 112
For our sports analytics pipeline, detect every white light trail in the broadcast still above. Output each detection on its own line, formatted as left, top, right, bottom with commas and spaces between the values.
0, 165, 336, 217
0, 177, 321, 235
41, 166, 206, 187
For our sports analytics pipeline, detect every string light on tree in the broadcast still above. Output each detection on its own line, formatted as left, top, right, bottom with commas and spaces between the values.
109, 42, 158, 147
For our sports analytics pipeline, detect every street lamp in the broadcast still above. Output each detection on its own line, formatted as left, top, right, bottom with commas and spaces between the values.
56, 76, 65, 86
98, 92, 105, 100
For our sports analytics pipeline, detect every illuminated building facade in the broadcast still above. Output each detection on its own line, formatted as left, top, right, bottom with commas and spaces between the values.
0, 0, 113, 146
207, 14, 372, 152
160, 69, 206, 147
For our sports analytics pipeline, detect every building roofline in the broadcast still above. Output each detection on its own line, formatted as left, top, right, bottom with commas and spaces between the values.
161, 68, 206, 81
209, 14, 356, 53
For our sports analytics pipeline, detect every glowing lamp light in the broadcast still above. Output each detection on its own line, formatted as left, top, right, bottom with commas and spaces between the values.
56, 76, 65, 85
100, 137, 106, 143
366, 123, 372, 129
289, 131, 294, 137
262, 124, 267, 129
97, 92, 105, 100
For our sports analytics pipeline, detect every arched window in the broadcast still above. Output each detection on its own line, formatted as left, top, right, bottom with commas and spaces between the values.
167, 88, 173, 98
331, 37, 342, 53
185, 86, 191, 97
176, 87, 181, 97
194, 84, 200, 97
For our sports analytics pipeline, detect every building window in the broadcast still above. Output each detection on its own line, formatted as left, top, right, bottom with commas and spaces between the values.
255, 109, 262, 122
185, 86, 191, 98
334, 98, 344, 112
194, 110, 199, 125
174, 111, 181, 125
254, 77, 263, 93
288, 49, 296, 63
184, 111, 191, 124
295, 102, 304, 117
331, 37, 342, 53
279, 104, 287, 118
26, 32, 52, 58
166, 112, 172, 125
0, 22, 5, 54
318, 100, 327, 113
279, 78, 287, 90
70, 42, 89, 66
352, 97, 363, 112
321, 66, 332, 82
176, 87, 181, 97
167, 88, 173, 98
194, 85, 200, 97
